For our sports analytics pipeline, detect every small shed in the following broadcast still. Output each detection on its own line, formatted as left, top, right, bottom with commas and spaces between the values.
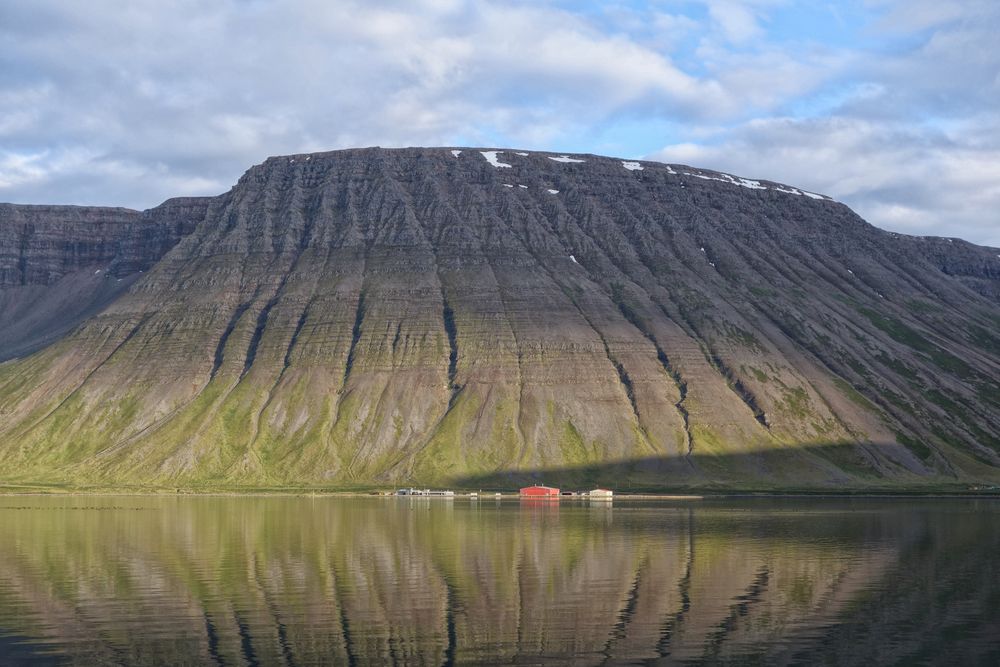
589, 488, 613, 498
519, 485, 560, 497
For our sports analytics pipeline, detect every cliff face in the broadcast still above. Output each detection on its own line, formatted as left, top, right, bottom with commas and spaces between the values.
0, 198, 212, 361
0, 147, 998, 488
0, 197, 211, 287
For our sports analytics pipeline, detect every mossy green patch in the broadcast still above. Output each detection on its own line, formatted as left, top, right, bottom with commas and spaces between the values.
881, 388, 916, 417
977, 381, 1000, 408
811, 441, 878, 479
780, 386, 811, 419
857, 307, 973, 379
609, 282, 651, 333
906, 299, 941, 314
724, 324, 765, 353
748, 286, 777, 298
875, 353, 919, 383
558, 419, 592, 467
742, 365, 769, 384
832, 378, 879, 413
857, 307, 931, 350
895, 431, 933, 461
410, 393, 477, 482
968, 325, 1000, 356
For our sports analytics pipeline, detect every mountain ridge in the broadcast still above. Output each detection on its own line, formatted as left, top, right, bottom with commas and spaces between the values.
1, 147, 998, 489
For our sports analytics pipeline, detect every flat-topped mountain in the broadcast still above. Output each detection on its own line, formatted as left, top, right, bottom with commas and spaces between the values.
1, 147, 998, 489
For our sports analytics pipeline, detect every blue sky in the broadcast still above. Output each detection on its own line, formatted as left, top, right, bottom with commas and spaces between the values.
1, 0, 998, 245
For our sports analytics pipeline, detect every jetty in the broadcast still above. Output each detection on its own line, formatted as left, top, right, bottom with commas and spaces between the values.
394, 488, 455, 497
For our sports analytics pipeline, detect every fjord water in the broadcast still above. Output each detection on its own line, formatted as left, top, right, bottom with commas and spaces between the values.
0, 497, 997, 666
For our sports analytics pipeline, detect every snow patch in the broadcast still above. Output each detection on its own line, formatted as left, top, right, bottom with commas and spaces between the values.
481, 151, 512, 168
547, 189, 559, 194
518, 184, 528, 189
847, 269, 854, 275
95, 269, 101, 274
709, 262, 716, 268
780, 185, 827, 199
450, 150, 462, 157
622, 161, 643, 171
549, 155, 585, 163
502, 184, 514, 188
676, 170, 833, 200
570, 255, 578, 264
683, 171, 765, 190
515, 152, 528, 156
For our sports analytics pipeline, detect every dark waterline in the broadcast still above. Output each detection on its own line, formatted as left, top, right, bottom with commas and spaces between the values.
0, 496, 998, 666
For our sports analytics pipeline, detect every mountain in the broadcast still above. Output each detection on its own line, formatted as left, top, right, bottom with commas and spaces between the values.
0, 147, 998, 490
0, 198, 211, 361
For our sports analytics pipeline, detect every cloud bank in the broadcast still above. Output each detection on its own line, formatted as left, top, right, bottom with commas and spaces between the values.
0, 0, 997, 246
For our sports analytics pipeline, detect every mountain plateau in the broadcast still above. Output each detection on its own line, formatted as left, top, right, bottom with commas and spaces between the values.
1, 147, 998, 490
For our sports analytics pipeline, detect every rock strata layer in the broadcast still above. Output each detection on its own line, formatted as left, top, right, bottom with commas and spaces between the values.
0, 147, 998, 489
0, 198, 212, 361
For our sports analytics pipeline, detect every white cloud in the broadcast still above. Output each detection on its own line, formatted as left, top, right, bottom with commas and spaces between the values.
0, 0, 769, 208
866, 0, 983, 33
705, 0, 770, 44
645, 0, 1000, 247
651, 116, 1000, 247
0, 0, 996, 248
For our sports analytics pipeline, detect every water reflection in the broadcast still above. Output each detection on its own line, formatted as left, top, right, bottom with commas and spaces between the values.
0, 497, 997, 665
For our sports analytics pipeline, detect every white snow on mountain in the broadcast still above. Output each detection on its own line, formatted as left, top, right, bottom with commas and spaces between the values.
481, 151, 512, 168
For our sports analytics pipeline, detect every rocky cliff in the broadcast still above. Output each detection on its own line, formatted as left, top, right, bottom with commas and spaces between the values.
0, 147, 998, 489
0, 198, 213, 361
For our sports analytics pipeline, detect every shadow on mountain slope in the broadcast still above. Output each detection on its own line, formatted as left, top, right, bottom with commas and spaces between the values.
446, 441, 998, 492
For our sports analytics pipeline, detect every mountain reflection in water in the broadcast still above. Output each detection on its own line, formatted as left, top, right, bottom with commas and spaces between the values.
0, 496, 997, 666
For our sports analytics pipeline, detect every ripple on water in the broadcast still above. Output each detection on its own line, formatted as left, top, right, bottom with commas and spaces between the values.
0, 496, 998, 665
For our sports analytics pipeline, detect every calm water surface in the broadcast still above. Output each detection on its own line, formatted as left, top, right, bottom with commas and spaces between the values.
0, 496, 997, 666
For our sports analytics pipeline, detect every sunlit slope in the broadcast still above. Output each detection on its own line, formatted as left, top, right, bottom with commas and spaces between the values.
0, 147, 998, 488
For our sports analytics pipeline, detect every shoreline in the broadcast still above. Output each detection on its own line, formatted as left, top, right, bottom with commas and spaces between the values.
1, 486, 998, 500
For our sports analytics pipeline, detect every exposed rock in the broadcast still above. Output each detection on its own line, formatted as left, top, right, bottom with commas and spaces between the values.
0, 147, 998, 488
0, 197, 212, 360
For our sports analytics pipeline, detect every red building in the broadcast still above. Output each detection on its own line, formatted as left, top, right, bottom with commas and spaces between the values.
519, 485, 560, 497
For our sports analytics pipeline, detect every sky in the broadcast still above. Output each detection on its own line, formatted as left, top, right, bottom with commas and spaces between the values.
1, 0, 998, 246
